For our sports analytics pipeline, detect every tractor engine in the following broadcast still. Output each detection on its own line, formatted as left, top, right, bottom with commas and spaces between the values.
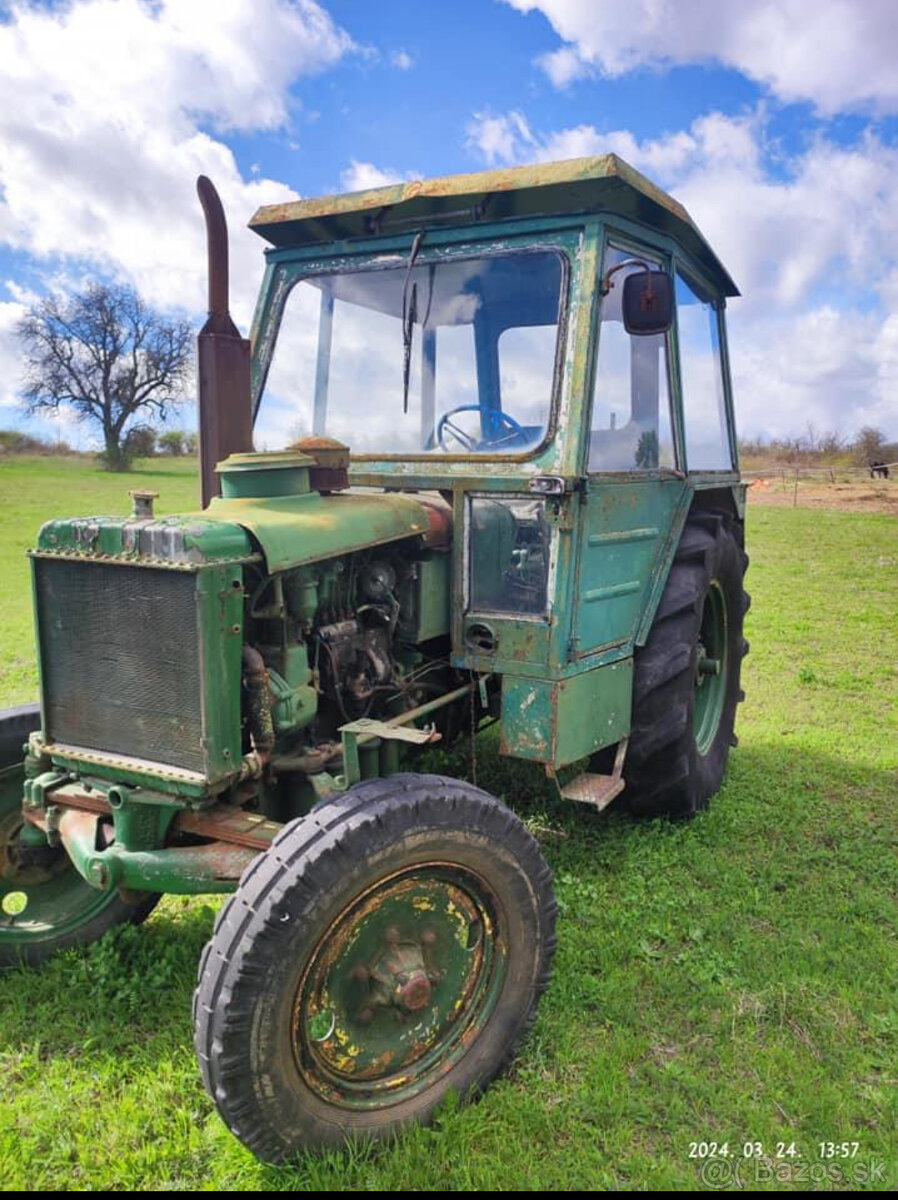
247, 545, 451, 746
196, 442, 458, 805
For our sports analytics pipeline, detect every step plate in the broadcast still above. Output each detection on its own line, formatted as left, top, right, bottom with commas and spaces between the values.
560, 773, 626, 811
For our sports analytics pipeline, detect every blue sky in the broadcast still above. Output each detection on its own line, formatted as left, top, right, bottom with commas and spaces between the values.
1, 0, 896, 446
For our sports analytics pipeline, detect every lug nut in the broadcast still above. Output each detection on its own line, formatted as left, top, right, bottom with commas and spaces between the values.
421, 930, 437, 946
352, 965, 371, 985
356, 1006, 374, 1026
384, 925, 401, 945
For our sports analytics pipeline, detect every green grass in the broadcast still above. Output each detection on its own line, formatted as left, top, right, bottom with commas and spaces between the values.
0, 457, 896, 1190
0, 455, 200, 705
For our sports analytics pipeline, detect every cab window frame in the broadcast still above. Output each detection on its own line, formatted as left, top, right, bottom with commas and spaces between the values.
672, 259, 738, 474
251, 232, 575, 465
588, 229, 683, 476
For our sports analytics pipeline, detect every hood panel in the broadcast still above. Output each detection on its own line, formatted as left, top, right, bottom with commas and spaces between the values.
206, 489, 451, 572
35, 491, 451, 574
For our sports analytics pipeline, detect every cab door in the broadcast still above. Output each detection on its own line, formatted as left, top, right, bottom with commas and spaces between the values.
573, 239, 687, 660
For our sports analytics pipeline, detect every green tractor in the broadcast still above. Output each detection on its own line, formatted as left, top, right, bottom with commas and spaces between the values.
0, 156, 748, 1161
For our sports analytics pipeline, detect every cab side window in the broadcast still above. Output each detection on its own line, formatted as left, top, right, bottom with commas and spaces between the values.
589, 245, 676, 472
676, 271, 733, 470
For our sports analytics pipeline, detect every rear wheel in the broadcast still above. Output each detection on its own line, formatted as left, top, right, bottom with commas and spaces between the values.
0, 704, 159, 968
194, 773, 556, 1163
623, 511, 749, 818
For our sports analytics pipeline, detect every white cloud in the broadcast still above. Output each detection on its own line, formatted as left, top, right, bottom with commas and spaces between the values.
504, 0, 898, 115
466, 108, 898, 438
734, 308, 896, 441
466, 111, 537, 166
340, 161, 422, 191
0, 0, 355, 328
3, 279, 40, 308
391, 49, 414, 70
0, 302, 27, 409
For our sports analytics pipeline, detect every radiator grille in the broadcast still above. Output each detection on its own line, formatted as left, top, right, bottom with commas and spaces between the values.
35, 559, 206, 773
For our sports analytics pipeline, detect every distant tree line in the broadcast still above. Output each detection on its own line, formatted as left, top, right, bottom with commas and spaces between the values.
0, 429, 75, 456
120, 427, 199, 458
0, 426, 198, 459
738, 425, 897, 469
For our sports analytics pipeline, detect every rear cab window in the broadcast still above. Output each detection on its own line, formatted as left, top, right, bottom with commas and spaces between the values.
676, 270, 734, 471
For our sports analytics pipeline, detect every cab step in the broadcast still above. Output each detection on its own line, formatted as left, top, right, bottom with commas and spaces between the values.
559, 738, 628, 811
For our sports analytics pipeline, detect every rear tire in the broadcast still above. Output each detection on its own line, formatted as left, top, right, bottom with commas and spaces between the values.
623, 511, 749, 818
194, 773, 556, 1163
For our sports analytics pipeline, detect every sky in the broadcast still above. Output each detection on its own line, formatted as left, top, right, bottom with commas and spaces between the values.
0, 0, 896, 447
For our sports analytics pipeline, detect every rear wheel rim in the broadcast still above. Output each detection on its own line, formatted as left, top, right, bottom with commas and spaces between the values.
293, 863, 506, 1111
694, 580, 728, 756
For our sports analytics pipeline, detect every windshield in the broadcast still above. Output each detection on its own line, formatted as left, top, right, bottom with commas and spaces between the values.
254, 248, 565, 456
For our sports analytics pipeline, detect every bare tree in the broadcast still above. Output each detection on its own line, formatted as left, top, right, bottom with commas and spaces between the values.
854, 425, 886, 467
17, 283, 192, 470
817, 430, 846, 459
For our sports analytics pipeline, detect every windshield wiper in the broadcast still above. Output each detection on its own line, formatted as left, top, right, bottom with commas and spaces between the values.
401, 230, 425, 413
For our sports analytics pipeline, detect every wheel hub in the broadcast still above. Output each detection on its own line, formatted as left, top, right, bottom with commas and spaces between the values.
0, 807, 66, 893
357, 926, 441, 1017
293, 865, 504, 1108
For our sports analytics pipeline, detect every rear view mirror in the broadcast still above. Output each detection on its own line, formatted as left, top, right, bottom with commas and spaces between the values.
622, 270, 673, 336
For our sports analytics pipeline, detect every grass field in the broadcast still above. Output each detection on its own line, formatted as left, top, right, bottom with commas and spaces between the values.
0, 455, 896, 1190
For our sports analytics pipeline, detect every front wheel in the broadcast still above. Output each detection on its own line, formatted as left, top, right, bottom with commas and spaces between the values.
0, 704, 159, 968
194, 773, 556, 1163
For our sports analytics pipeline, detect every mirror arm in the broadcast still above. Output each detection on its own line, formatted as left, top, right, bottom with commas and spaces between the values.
600, 258, 651, 296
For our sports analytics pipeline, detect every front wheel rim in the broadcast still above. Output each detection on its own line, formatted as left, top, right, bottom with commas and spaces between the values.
694, 580, 728, 756
0, 765, 119, 948
292, 863, 507, 1111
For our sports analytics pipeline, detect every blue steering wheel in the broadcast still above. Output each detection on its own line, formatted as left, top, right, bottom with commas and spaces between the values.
437, 405, 525, 452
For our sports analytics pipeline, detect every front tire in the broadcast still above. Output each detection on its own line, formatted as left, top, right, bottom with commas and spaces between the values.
194, 773, 556, 1163
0, 703, 159, 968
623, 510, 749, 818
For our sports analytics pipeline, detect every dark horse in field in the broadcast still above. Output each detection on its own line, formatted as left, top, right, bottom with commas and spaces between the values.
870, 461, 890, 479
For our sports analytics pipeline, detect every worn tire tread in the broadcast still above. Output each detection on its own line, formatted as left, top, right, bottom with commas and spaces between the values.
194, 774, 556, 1163
621, 510, 749, 818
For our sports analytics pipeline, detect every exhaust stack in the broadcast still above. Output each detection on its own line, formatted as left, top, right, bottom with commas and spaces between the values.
196, 176, 254, 507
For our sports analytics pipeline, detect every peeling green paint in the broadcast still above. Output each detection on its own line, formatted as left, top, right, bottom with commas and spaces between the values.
206, 488, 440, 573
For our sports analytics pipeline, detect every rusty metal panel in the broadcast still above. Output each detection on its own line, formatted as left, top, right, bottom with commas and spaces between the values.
554, 659, 632, 766
248, 155, 737, 298
500, 677, 555, 762
500, 658, 632, 768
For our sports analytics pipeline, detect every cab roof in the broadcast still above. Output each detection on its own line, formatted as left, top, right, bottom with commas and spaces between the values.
249, 154, 738, 298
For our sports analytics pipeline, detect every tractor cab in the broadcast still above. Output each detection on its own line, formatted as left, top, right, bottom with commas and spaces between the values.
243, 155, 743, 774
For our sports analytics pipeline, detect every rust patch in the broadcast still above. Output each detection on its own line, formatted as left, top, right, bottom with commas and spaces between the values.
416, 494, 453, 547
173, 806, 283, 851
289, 436, 350, 492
